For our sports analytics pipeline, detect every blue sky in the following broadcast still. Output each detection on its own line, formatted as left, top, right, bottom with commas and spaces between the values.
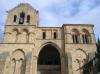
0, 0, 100, 42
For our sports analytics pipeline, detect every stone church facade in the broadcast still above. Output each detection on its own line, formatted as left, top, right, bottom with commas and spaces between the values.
0, 3, 97, 74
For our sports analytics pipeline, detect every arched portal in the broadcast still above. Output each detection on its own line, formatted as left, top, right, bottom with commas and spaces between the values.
37, 44, 61, 74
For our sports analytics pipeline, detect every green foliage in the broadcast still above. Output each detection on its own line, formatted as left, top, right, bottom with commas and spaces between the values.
96, 38, 100, 72
97, 38, 100, 52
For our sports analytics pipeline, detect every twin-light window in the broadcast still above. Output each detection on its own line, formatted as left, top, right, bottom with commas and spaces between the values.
13, 12, 30, 24
42, 32, 57, 39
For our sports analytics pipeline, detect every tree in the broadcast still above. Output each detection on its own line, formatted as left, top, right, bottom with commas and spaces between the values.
81, 38, 100, 74
96, 38, 100, 72
97, 38, 100, 52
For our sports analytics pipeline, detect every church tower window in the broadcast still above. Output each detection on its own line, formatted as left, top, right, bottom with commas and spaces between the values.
43, 32, 46, 39
27, 15, 30, 23
54, 32, 57, 39
19, 12, 25, 24
82, 29, 91, 44
13, 15, 17, 22
82, 34, 90, 44
72, 34, 79, 44
72, 29, 80, 44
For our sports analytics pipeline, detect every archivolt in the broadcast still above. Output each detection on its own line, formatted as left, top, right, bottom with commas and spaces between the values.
37, 42, 64, 58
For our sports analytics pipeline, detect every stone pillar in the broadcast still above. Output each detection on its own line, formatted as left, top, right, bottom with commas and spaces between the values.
29, 54, 33, 74
9, 60, 15, 74
19, 60, 23, 74
30, 56, 37, 74
66, 53, 73, 74
30, 48, 35, 74
15, 61, 19, 74
30, 48, 37, 74
80, 35, 83, 43
61, 55, 66, 74
67, 34, 73, 44
91, 34, 96, 44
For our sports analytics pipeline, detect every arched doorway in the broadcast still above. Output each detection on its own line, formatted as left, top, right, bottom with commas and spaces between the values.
37, 44, 61, 74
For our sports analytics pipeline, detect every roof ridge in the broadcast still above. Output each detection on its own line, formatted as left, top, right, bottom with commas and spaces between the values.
7, 3, 37, 13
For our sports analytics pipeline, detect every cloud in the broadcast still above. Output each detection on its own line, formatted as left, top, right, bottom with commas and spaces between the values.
0, 0, 100, 39
78, 5, 100, 38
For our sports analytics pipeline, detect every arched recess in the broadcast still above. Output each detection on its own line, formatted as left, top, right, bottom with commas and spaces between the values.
27, 15, 30, 23
13, 15, 17, 22
72, 29, 80, 44
74, 48, 88, 74
10, 49, 26, 74
19, 12, 25, 24
37, 42, 65, 74
82, 29, 91, 44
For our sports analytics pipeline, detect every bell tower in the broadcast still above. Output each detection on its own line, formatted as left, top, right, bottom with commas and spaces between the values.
5, 3, 39, 26
3, 3, 38, 43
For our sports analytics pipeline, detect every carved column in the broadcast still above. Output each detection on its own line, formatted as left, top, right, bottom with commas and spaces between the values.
9, 59, 16, 74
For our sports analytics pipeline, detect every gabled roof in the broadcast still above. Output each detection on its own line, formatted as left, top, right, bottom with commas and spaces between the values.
7, 3, 38, 13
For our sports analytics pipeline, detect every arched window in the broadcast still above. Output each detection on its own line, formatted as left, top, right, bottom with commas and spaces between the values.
54, 32, 57, 39
27, 15, 30, 23
82, 34, 89, 44
72, 29, 80, 44
82, 29, 91, 44
43, 32, 46, 39
13, 15, 17, 22
19, 12, 25, 24
11, 49, 26, 74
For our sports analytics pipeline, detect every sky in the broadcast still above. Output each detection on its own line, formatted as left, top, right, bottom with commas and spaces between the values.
0, 0, 100, 42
